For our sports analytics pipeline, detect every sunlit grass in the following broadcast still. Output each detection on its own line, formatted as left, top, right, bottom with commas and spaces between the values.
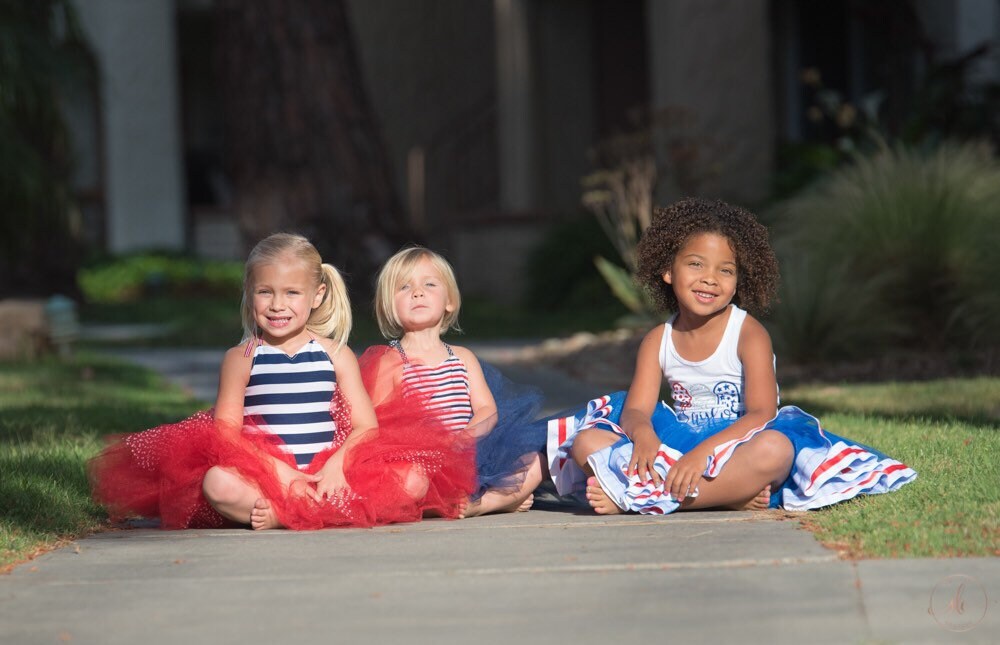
781, 378, 1000, 558
0, 353, 202, 571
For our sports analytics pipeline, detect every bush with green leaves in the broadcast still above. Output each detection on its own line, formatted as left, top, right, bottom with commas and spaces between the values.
0, 1, 93, 297
522, 215, 625, 314
768, 142, 1000, 360
78, 254, 243, 304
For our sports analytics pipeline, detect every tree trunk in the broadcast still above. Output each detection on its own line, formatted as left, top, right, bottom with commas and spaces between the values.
216, 0, 413, 289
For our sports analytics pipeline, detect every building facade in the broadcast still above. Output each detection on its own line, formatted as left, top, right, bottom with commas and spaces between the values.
68, 0, 1000, 300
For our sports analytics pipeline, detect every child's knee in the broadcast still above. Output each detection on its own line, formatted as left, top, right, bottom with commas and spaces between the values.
569, 429, 618, 466
400, 466, 430, 500
202, 467, 243, 505
751, 431, 793, 471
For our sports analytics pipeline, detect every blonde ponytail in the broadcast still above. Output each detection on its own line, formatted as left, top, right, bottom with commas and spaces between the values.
308, 263, 352, 351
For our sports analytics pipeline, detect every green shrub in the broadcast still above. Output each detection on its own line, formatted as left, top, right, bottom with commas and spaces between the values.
522, 215, 626, 314
769, 142, 1000, 359
78, 254, 243, 303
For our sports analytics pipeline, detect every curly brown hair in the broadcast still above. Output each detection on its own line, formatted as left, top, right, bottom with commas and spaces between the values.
636, 198, 779, 315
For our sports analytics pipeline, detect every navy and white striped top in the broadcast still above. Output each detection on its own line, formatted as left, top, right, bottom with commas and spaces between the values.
392, 340, 473, 431
243, 340, 338, 469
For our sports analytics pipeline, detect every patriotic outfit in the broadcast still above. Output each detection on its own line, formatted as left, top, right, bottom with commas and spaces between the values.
90, 339, 477, 529
358, 342, 545, 500
546, 306, 916, 513
394, 340, 475, 431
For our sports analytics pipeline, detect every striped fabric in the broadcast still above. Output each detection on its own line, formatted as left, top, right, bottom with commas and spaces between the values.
544, 393, 916, 513
393, 341, 473, 431
581, 404, 917, 514
243, 340, 338, 469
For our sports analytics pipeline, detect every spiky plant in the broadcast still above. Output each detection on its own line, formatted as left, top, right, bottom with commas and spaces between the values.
769, 142, 1000, 358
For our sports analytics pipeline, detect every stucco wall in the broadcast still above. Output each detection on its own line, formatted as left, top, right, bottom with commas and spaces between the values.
75, 0, 186, 253
647, 0, 775, 205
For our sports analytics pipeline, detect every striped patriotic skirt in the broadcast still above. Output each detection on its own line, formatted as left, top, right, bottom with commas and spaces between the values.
546, 392, 917, 514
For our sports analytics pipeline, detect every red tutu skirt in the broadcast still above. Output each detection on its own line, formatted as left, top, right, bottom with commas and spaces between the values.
89, 376, 477, 530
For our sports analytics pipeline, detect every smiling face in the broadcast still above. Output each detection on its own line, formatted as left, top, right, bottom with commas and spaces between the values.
392, 256, 454, 334
251, 256, 326, 347
663, 231, 738, 320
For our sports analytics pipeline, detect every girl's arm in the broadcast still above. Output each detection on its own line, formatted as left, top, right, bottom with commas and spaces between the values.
314, 342, 379, 497
332, 345, 379, 442
215, 344, 322, 500
452, 346, 497, 429
620, 325, 668, 484
214, 345, 254, 430
663, 316, 778, 500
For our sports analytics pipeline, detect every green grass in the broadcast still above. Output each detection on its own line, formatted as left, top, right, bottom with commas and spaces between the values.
0, 353, 202, 571
781, 378, 999, 558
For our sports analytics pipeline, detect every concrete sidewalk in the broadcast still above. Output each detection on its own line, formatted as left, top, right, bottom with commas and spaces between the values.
3, 344, 995, 644
2, 511, 996, 643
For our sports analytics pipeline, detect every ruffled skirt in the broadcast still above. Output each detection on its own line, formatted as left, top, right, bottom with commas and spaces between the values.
546, 392, 917, 514
472, 361, 546, 499
357, 346, 546, 502
89, 405, 477, 530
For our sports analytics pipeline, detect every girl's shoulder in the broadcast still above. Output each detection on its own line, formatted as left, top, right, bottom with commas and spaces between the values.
222, 341, 256, 365
445, 344, 482, 368
312, 337, 358, 370
736, 312, 773, 355
218, 342, 255, 386
640, 322, 667, 348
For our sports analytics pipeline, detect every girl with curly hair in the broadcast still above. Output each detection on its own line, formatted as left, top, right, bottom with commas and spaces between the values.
546, 198, 915, 514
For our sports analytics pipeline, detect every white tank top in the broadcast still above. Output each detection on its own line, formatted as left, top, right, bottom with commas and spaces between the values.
658, 305, 747, 424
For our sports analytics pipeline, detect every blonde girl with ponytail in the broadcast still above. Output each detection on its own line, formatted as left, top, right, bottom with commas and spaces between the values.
91, 232, 385, 531
200, 232, 381, 529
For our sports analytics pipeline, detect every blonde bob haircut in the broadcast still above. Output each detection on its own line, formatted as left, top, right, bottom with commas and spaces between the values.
240, 233, 352, 351
374, 246, 461, 339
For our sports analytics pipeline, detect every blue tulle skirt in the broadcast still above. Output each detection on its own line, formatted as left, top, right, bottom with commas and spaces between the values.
545, 392, 916, 514
475, 361, 547, 499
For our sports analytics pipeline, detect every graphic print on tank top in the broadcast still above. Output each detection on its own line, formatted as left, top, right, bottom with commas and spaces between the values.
391, 340, 473, 431
243, 340, 338, 469
661, 305, 746, 425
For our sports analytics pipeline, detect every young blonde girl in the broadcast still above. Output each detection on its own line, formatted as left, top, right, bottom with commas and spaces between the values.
548, 198, 916, 514
359, 247, 546, 517
90, 233, 474, 529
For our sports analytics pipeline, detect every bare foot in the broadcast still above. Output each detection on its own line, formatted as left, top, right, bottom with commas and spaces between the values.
586, 477, 623, 515
459, 491, 534, 518
249, 498, 283, 530
730, 485, 771, 511
457, 497, 479, 519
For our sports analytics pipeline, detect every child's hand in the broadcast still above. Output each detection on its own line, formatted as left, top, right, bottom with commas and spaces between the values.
315, 458, 351, 499
277, 463, 323, 503
287, 475, 323, 503
663, 447, 711, 501
628, 425, 663, 486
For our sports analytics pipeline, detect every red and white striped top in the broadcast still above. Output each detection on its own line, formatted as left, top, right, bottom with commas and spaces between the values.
392, 341, 473, 431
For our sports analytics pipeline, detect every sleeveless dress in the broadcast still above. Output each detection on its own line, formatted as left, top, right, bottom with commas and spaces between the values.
545, 306, 917, 513
89, 339, 477, 529
357, 342, 546, 500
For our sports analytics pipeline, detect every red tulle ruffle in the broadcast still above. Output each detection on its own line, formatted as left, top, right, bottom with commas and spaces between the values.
89, 358, 479, 529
